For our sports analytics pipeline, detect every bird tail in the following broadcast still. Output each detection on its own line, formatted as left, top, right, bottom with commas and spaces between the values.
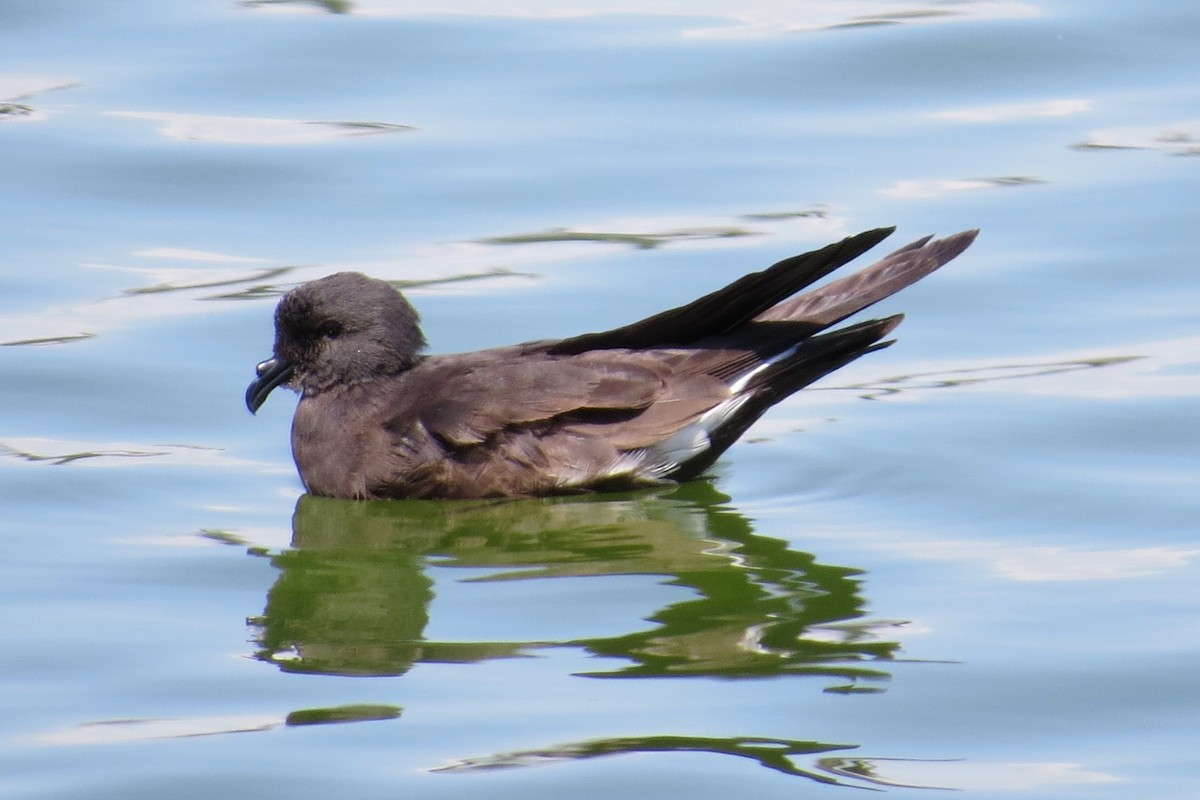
665, 314, 902, 481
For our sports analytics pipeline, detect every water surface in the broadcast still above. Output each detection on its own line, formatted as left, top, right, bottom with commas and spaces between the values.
2, 1, 1198, 798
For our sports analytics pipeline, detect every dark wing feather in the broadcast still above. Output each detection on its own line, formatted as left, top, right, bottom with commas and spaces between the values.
545, 227, 896, 354
667, 315, 904, 481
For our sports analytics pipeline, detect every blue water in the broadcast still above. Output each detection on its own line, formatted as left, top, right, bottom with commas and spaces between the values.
2, 1, 1198, 797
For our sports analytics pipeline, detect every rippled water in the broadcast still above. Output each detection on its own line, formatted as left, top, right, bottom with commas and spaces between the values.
2, 1, 1198, 798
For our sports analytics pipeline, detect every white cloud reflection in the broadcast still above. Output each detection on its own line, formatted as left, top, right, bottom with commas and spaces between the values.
32, 714, 285, 745
1074, 120, 1200, 155
764, 526, 1200, 583
880, 176, 1045, 198
133, 247, 274, 264
917, 541, 1200, 582
876, 338, 1200, 400
107, 111, 413, 144
821, 757, 1121, 791
0, 74, 78, 122
0, 74, 74, 100
0, 437, 273, 470
930, 98, 1093, 123
246, 0, 1040, 37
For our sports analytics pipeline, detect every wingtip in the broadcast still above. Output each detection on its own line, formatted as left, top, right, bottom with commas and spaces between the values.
877, 312, 905, 338
931, 228, 981, 263
829, 226, 897, 261
861, 225, 897, 244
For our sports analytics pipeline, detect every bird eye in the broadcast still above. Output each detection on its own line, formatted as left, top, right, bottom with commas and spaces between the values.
317, 320, 344, 339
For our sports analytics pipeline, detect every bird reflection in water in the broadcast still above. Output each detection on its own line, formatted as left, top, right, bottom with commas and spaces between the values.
247, 482, 934, 787
250, 482, 903, 686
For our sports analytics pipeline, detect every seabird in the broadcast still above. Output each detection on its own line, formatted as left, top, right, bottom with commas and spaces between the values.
246, 227, 977, 499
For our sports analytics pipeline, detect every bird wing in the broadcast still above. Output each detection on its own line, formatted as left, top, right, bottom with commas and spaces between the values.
393, 350, 727, 450
755, 229, 978, 328
544, 227, 896, 354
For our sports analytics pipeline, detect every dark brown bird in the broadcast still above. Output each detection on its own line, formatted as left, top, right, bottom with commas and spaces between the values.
246, 227, 977, 499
